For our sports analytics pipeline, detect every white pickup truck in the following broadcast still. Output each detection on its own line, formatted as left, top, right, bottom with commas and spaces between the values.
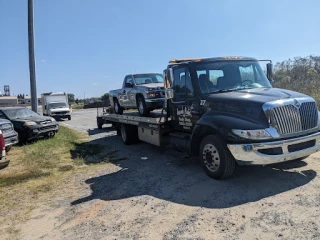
109, 73, 165, 116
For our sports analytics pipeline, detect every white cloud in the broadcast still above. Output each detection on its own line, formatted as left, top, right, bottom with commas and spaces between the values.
40, 59, 46, 63
92, 82, 98, 86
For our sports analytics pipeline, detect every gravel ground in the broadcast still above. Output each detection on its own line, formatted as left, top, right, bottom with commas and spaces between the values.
15, 109, 320, 239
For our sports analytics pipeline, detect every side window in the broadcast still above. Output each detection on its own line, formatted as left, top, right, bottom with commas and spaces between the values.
209, 70, 224, 85
125, 77, 133, 87
173, 68, 194, 100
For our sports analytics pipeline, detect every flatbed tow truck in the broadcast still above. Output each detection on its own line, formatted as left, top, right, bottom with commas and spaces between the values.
97, 57, 320, 179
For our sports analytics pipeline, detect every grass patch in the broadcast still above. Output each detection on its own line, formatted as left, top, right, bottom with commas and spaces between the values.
70, 143, 104, 160
0, 169, 50, 187
0, 126, 115, 237
72, 103, 84, 109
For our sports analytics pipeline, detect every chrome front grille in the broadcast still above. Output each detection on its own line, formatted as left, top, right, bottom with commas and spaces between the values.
270, 102, 318, 135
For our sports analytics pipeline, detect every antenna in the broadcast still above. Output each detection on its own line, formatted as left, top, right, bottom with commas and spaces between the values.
133, 65, 137, 73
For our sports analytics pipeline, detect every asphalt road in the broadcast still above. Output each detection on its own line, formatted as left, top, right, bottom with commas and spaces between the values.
17, 108, 320, 240
59, 108, 100, 132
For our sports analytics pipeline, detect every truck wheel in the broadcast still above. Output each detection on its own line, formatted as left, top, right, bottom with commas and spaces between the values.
137, 97, 150, 117
97, 117, 103, 129
199, 135, 235, 180
68, 115, 71, 120
120, 124, 138, 145
114, 99, 123, 115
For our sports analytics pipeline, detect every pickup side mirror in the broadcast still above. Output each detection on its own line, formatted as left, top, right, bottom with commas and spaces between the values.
125, 82, 133, 88
266, 63, 273, 81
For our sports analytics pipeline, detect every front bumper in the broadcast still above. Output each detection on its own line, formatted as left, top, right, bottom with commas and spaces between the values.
145, 98, 165, 109
50, 113, 71, 117
26, 123, 59, 140
228, 131, 320, 165
4, 132, 19, 147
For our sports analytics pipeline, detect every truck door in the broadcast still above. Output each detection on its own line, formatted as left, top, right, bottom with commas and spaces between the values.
170, 67, 198, 132
121, 76, 134, 107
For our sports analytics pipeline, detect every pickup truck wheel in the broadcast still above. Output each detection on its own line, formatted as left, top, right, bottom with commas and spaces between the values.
68, 115, 71, 120
199, 135, 235, 180
120, 124, 138, 145
137, 97, 150, 117
114, 99, 123, 115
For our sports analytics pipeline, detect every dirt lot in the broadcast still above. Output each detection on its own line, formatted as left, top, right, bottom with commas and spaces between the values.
4, 109, 320, 239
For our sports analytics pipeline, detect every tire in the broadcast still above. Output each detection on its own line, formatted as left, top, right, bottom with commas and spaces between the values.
114, 99, 123, 115
199, 135, 235, 180
97, 117, 103, 129
120, 124, 138, 145
68, 115, 71, 120
5, 146, 12, 153
137, 96, 150, 117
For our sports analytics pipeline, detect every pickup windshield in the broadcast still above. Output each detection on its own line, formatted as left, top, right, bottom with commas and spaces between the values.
49, 103, 68, 109
133, 74, 164, 85
193, 60, 272, 94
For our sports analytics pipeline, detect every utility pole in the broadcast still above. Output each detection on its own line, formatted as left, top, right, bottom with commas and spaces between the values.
28, 0, 38, 112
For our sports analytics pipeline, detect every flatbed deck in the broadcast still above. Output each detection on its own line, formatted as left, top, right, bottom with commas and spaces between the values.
98, 110, 169, 126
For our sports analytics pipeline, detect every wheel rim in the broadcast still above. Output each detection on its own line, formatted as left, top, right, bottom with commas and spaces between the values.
202, 144, 220, 172
138, 101, 144, 114
121, 125, 127, 142
115, 102, 119, 113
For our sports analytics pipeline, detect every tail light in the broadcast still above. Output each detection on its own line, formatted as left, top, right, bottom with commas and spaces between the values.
0, 132, 5, 157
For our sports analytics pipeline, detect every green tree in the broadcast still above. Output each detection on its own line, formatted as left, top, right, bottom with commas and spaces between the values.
68, 94, 75, 103
101, 93, 110, 103
273, 55, 320, 106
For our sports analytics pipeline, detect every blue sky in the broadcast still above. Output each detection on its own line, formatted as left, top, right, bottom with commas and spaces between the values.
1, 0, 319, 99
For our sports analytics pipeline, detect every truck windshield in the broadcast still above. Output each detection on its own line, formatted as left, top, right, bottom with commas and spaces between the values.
193, 60, 272, 94
133, 74, 164, 85
49, 103, 68, 109
3, 108, 39, 119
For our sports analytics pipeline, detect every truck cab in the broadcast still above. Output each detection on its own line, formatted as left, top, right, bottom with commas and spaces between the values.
162, 57, 320, 178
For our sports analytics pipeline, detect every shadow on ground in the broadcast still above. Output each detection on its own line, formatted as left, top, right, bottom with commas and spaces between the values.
87, 125, 114, 136
70, 134, 317, 209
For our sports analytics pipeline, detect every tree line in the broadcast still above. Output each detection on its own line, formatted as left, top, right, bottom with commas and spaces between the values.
273, 55, 320, 105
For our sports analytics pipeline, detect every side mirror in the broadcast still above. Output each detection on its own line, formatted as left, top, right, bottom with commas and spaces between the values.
163, 68, 174, 89
125, 82, 133, 88
266, 63, 273, 81
165, 89, 174, 99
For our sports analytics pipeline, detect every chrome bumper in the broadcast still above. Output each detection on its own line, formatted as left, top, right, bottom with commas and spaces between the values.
228, 131, 320, 165
5, 134, 19, 147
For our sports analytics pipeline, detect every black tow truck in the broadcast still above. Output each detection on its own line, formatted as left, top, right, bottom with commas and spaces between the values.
97, 57, 320, 179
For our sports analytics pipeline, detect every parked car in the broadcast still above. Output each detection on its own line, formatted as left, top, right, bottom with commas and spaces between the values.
0, 131, 9, 170
0, 119, 19, 152
109, 73, 165, 116
0, 107, 59, 142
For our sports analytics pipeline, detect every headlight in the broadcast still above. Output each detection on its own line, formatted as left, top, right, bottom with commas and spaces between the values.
147, 93, 156, 98
23, 121, 37, 126
51, 117, 56, 122
0, 123, 12, 130
232, 129, 271, 140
